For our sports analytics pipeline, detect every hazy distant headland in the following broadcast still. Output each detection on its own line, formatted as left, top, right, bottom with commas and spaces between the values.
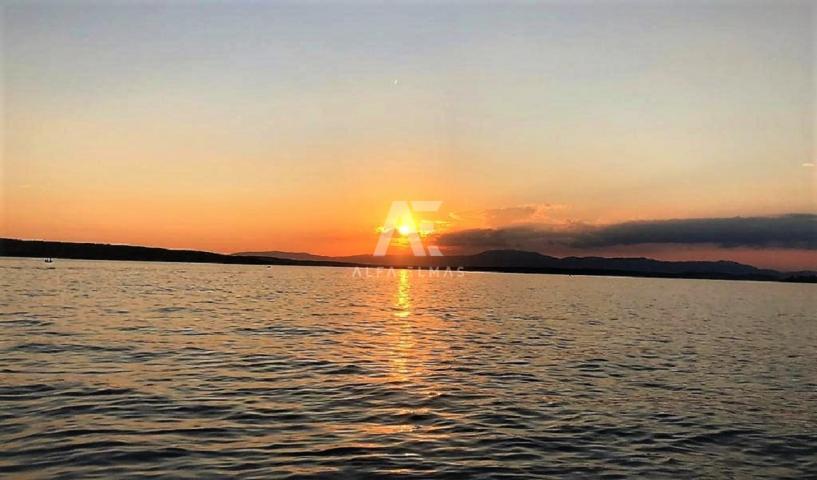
0, 238, 355, 268
3, 238, 815, 283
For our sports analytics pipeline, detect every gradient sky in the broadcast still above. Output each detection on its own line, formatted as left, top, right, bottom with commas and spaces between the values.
2, 1, 815, 269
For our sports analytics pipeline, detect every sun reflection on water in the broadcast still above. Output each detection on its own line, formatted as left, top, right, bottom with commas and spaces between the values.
389, 269, 416, 383
394, 269, 411, 318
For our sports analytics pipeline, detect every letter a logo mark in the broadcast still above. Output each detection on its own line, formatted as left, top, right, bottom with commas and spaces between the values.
374, 201, 443, 257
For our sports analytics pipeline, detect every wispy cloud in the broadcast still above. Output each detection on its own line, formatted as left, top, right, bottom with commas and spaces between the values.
451, 203, 569, 229
437, 214, 817, 251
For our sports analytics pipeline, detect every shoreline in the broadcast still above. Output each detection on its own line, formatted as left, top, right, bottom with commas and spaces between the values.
2, 238, 814, 284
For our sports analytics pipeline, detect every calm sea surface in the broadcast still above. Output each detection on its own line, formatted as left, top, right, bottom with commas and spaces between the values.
1, 258, 815, 479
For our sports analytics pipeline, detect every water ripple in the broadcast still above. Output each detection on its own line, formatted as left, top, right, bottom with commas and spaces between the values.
1, 259, 815, 478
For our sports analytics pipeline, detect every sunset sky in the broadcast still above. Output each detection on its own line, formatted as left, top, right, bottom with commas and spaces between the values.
2, 1, 815, 269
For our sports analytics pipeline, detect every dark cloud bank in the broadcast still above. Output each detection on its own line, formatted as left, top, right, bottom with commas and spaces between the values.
438, 214, 817, 251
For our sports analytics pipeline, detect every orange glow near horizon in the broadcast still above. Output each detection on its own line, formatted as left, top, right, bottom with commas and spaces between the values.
1, 178, 815, 270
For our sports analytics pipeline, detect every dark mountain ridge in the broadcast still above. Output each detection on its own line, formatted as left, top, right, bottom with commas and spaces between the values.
4, 239, 814, 282
236, 248, 806, 280
0, 239, 354, 268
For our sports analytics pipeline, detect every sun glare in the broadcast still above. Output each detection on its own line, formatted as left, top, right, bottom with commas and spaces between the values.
396, 214, 416, 236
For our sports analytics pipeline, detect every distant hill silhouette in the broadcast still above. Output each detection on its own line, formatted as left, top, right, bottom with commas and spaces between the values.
0, 239, 354, 268
236, 248, 812, 282
234, 250, 332, 262
3, 238, 815, 282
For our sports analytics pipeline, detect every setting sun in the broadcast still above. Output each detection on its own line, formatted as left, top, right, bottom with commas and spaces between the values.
396, 214, 417, 237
